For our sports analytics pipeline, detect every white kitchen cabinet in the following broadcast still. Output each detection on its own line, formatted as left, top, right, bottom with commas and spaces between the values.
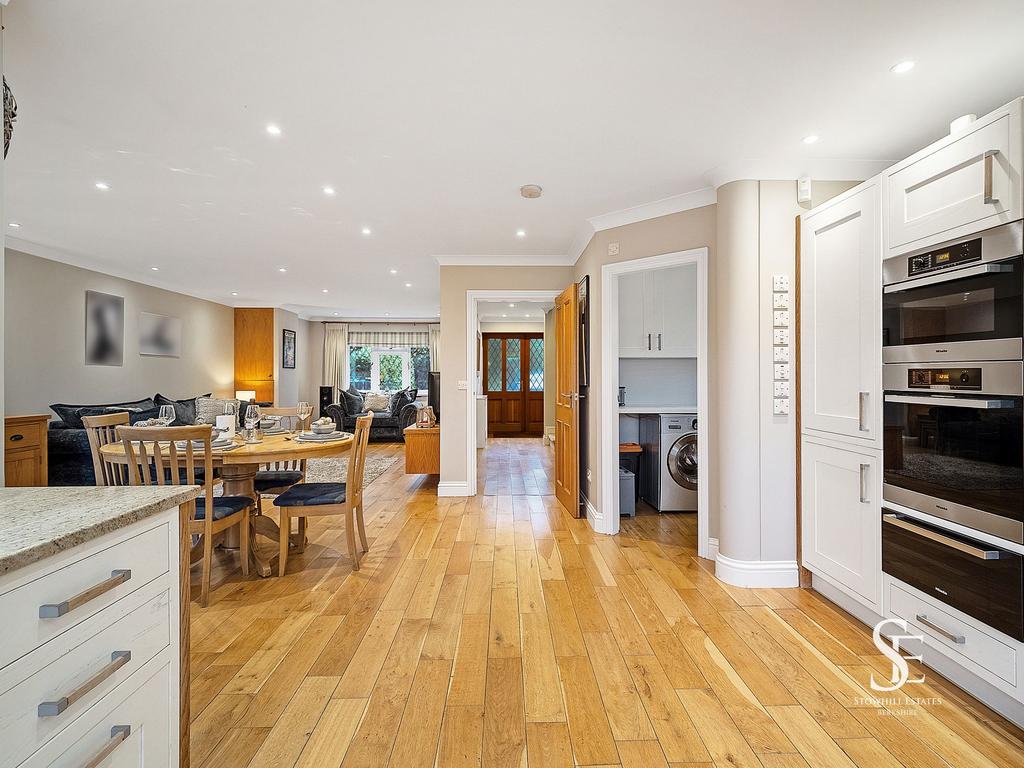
618, 265, 697, 358
883, 97, 1022, 259
801, 437, 881, 611
800, 179, 881, 447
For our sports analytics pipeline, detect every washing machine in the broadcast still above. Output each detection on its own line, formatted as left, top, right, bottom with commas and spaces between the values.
638, 413, 698, 512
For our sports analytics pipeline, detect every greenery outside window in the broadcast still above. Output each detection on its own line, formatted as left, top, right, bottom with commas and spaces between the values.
349, 345, 430, 392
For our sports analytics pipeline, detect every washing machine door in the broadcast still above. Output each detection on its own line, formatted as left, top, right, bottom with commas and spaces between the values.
667, 432, 698, 490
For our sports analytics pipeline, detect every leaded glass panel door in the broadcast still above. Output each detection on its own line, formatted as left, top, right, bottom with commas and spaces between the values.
482, 333, 544, 436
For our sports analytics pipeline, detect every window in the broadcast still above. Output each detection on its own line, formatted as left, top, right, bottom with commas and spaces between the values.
348, 345, 431, 392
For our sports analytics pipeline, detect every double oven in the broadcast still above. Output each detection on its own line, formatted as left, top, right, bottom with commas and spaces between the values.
881, 221, 1024, 642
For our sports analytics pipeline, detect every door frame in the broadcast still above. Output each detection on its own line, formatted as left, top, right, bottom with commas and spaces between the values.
465, 289, 562, 497
599, 248, 710, 557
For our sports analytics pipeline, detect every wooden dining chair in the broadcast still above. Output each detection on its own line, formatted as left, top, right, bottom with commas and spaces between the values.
83, 412, 130, 487
253, 407, 307, 516
118, 424, 253, 606
273, 413, 372, 575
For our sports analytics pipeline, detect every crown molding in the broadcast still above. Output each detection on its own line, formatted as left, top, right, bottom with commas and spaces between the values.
434, 254, 574, 267
706, 157, 892, 189
567, 223, 595, 264
587, 187, 717, 233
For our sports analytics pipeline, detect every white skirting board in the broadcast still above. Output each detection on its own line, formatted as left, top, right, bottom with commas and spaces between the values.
714, 552, 800, 588
437, 481, 471, 497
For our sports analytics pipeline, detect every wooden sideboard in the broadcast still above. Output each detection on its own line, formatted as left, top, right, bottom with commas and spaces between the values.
404, 425, 440, 474
5, 414, 49, 487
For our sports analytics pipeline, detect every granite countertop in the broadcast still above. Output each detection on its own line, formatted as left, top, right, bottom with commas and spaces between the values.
0, 486, 200, 577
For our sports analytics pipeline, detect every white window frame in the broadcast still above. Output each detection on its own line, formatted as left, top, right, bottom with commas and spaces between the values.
370, 346, 411, 391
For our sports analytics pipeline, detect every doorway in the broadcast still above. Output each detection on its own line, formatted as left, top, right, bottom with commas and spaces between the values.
482, 333, 544, 436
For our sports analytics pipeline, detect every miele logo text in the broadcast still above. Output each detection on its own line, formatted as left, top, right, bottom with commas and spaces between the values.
871, 619, 925, 692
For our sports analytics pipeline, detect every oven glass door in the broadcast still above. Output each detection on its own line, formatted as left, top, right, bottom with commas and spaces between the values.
882, 256, 1022, 351
883, 394, 1023, 527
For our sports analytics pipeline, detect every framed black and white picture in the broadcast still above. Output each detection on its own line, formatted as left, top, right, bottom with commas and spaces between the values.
85, 290, 124, 366
139, 312, 182, 357
282, 329, 296, 369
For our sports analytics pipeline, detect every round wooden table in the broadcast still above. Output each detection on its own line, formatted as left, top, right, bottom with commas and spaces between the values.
100, 432, 353, 577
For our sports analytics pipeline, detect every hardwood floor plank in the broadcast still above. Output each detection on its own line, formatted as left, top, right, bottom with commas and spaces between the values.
482, 657, 527, 768
677, 687, 761, 768
525, 722, 575, 768
449, 613, 491, 706
556, 654, 620, 766
334, 610, 405, 698
615, 739, 670, 768
625, 655, 710, 764
438, 705, 485, 768
295, 698, 367, 768
583, 631, 656, 741
521, 611, 565, 722
247, 676, 339, 768
766, 705, 857, 768
388, 659, 453, 768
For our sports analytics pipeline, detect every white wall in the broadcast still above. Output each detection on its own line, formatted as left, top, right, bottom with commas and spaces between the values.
618, 358, 696, 406
5, 249, 235, 415
479, 321, 544, 333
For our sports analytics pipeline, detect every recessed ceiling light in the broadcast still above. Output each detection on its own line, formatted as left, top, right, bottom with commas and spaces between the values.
502, 314, 508, 318
404, 282, 412, 288
94, 181, 110, 190
265, 124, 282, 136
516, 229, 526, 238
278, 267, 287, 273
890, 60, 915, 74
333, 312, 339, 316
361, 227, 372, 236
322, 186, 335, 196
385, 312, 391, 317
8, 221, 20, 228
321, 288, 329, 293
389, 268, 398, 275
150, 266, 159, 271
802, 135, 820, 145
524, 314, 530, 318
508, 303, 516, 308
231, 291, 239, 297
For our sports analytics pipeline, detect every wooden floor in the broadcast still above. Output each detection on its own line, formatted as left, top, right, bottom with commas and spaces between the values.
189, 439, 1024, 767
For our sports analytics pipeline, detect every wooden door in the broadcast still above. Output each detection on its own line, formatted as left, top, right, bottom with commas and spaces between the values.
483, 333, 544, 436
554, 283, 579, 516
800, 180, 881, 447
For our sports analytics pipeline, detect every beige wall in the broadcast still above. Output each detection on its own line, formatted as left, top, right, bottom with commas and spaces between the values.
4, 249, 235, 415
439, 265, 574, 487
273, 310, 315, 408
573, 206, 717, 523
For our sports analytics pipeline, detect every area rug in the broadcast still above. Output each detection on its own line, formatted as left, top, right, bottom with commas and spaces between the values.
260, 453, 399, 496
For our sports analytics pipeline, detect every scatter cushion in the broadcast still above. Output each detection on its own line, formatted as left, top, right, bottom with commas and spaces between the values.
276, 482, 347, 507
340, 387, 364, 416
154, 393, 209, 425
388, 388, 413, 415
51, 398, 156, 429
194, 495, 252, 521
362, 392, 390, 412
194, 397, 242, 425
254, 470, 304, 492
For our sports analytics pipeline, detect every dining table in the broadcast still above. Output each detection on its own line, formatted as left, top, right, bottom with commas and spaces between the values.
99, 430, 354, 577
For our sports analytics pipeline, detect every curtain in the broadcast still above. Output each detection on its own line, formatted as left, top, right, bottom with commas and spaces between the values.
347, 329, 429, 347
323, 323, 349, 396
428, 324, 441, 372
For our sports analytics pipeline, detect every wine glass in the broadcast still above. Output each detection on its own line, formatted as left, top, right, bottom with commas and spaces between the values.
297, 401, 312, 434
158, 405, 176, 426
244, 404, 262, 443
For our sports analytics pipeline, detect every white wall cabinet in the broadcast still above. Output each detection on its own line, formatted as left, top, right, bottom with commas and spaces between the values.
800, 179, 881, 448
618, 265, 696, 358
883, 98, 1022, 259
801, 437, 881, 611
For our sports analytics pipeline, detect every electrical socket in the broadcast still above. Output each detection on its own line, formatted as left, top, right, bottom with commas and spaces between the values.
772, 293, 790, 309
772, 274, 790, 292
773, 397, 790, 415
774, 363, 790, 380
773, 310, 790, 327
773, 328, 790, 345
773, 346, 790, 363
773, 381, 790, 398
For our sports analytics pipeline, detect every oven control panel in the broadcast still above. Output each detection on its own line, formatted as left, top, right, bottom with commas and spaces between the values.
907, 237, 982, 276
908, 367, 982, 390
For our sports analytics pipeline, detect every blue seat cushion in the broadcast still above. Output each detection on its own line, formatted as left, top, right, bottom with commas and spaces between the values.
195, 495, 252, 521
276, 482, 347, 507
254, 470, 304, 492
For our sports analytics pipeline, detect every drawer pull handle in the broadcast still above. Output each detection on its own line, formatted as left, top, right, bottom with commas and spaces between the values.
915, 614, 965, 644
82, 725, 131, 768
39, 569, 131, 618
882, 514, 1004, 560
38, 651, 131, 717
9, 433, 23, 441
983, 149, 999, 205
858, 463, 869, 503
858, 392, 868, 432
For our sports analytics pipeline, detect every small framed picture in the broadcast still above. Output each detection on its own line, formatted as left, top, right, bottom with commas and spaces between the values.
282, 329, 296, 369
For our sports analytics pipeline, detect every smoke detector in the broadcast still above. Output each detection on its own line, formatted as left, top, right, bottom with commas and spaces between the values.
520, 184, 543, 199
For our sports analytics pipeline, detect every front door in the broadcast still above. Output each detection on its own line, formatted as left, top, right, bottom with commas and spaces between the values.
554, 283, 580, 516
483, 333, 544, 436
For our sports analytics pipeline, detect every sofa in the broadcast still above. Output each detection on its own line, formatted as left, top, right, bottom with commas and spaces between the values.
325, 386, 423, 442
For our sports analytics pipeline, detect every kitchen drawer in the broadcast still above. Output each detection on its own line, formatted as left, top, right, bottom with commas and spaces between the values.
0, 523, 169, 669
888, 580, 1017, 687
0, 589, 170, 768
5, 421, 43, 450
21, 660, 171, 768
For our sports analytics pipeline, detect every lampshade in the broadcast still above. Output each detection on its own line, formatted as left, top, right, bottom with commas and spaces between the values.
235, 390, 256, 402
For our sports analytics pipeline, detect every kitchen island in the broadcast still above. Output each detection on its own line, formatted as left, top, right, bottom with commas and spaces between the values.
0, 486, 198, 768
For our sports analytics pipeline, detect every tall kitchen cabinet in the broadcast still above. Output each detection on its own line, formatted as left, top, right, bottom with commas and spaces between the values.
799, 179, 883, 612
618, 264, 697, 357
234, 308, 276, 403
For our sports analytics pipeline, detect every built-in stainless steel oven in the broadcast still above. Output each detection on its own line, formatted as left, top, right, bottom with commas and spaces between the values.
882, 361, 1023, 543
882, 221, 1022, 363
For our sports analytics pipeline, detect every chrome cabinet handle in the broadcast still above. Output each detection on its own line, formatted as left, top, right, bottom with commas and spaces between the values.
647, 333, 651, 351
858, 392, 868, 432
882, 514, 1004, 559
39, 570, 131, 618
858, 464, 869, 503
657, 333, 662, 351
916, 614, 966, 644
38, 651, 131, 717
82, 726, 131, 768
983, 149, 999, 204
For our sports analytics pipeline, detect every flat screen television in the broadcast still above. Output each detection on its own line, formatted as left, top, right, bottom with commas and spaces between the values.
427, 371, 440, 422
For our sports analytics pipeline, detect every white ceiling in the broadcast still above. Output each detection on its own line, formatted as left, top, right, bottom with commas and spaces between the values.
5, 1, 1024, 319
478, 300, 551, 322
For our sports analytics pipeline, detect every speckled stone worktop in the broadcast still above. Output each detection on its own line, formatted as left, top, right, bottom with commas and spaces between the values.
0, 486, 200, 576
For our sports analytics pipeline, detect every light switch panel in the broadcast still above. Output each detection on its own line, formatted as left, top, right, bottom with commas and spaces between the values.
773, 398, 790, 415
773, 346, 790, 362
773, 381, 790, 398
772, 274, 790, 292
773, 328, 790, 345
772, 292, 790, 309
773, 310, 790, 327
457, 380, 468, 391
774, 363, 790, 380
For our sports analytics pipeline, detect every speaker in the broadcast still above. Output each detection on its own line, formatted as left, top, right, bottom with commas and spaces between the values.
319, 385, 335, 418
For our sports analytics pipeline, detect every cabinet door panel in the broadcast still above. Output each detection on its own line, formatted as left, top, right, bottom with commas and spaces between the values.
801, 439, 880, 608
655, 264, 697, 356
801, 181, 881, 445
885, 102, 1022, 258
618, 271, 648, 356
